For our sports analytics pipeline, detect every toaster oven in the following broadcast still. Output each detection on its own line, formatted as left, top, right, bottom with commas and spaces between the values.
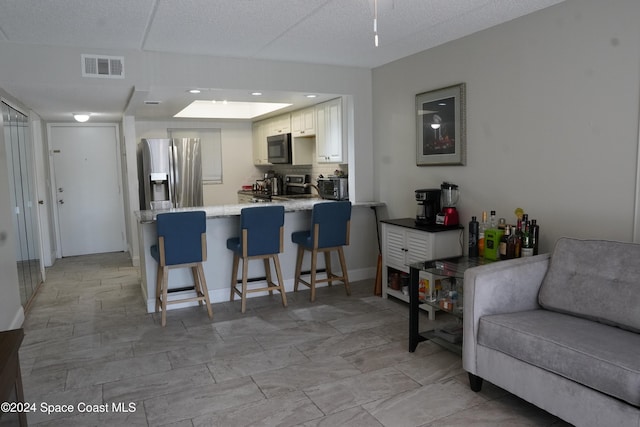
317, 177, 348, 200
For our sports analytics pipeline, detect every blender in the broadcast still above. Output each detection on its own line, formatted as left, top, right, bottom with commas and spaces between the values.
436, 182, 460, 226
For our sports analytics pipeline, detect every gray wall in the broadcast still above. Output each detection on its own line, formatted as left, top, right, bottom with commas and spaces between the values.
372, 0, 640, 253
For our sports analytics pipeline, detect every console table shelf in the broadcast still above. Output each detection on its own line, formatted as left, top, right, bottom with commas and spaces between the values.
409, 257, 495, 354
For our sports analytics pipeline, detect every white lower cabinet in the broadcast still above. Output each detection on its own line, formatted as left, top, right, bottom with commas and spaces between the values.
381, 219, 463, 318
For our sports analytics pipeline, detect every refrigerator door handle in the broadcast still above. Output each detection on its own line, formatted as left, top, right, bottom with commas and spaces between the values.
168, 143, 177, 207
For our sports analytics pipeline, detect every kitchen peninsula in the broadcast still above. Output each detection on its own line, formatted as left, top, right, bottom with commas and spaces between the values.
136, 199, 383, 313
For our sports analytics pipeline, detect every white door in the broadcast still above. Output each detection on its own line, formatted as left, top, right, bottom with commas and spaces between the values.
50, 125, 125, 256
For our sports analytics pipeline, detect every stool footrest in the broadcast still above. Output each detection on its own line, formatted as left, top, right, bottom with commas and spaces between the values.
160, 293, 208, 306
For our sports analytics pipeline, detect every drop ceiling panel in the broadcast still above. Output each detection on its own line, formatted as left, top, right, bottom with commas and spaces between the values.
0, 0, 155, 49
143, 0, 329, 57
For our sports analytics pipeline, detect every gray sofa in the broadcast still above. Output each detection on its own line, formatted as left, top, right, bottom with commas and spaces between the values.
462, 238, 640, 427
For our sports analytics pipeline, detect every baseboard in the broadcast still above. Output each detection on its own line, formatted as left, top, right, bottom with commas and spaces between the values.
9, 306, 25, 330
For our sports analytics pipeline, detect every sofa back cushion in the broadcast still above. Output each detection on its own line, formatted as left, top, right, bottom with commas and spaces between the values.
538, 237, 640, 333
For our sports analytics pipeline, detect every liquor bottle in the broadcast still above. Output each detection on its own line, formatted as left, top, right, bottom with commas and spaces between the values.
531, 219, 540, 255
507, 225, 519, 259
490, 210, 497, 228
478, 211, 488, 257
468, 216, 479, 257
514, 219, 523, 258
521, 220, 534, 257
499, 225, 510, 260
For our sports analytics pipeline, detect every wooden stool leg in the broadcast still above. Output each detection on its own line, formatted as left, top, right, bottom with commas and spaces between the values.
161, 266, 169, 327
230, 254, 240, 301
338, 247, 351, 296
155, 263, 163, 313
273, 254, 287, 307
192, 266, 203, 306
197, 263, 213, 319
294, 246, 304, 292
324, 251, 333, 286
263, 258, 274, 296
310, 248, 318, 302
241, 258, 249, 313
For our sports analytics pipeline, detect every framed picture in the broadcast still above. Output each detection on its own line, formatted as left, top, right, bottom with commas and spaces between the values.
416, 83, 466, 166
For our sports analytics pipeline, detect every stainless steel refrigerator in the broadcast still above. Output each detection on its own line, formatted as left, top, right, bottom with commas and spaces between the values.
138, 138, 203, 210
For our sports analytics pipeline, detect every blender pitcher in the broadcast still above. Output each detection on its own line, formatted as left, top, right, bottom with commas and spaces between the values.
437, 182, 460, 226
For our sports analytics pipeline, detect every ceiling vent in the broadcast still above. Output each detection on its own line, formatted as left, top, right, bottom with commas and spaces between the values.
81, 54, 124, 79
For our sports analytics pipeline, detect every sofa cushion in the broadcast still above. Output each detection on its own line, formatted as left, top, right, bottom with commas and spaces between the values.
478, 309, 640, 407
538, 237, 640, 333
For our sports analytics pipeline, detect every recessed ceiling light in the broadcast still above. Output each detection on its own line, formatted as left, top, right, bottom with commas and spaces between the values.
174, 100, 292, 119
305, 94, 317, 98
251, 92, 263, 96
188, 89, 201, 94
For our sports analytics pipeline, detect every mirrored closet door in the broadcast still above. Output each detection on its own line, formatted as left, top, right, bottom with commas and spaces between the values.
2, 101, 41, 308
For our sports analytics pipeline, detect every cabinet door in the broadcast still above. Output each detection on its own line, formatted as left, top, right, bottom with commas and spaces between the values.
291, 108, 315, 137
405, 230, 433, 264
269, 114, 291, 135
252, 121, 269, 165
316, 98, 344, 163
383, 225, 407, 271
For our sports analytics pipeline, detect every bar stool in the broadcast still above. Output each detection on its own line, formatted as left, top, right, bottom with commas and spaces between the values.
227, 205, 288, 313
291, 201, 352, 302
150, 211, 213, 327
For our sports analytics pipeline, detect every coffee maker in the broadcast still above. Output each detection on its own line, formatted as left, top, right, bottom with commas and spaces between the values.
415, 189, 441, 225
436, 182, 460, 226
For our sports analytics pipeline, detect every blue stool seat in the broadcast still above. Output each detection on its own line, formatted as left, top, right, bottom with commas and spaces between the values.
226, 205, 287, 313
291, 201, 352, 302
152, 211, 213, 326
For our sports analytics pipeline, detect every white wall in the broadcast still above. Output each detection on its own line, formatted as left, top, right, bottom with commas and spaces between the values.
373, 0, 640, 253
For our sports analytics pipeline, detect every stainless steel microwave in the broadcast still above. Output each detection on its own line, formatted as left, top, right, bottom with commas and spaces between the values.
267, 133, 292, 164
317, 177, 349, 200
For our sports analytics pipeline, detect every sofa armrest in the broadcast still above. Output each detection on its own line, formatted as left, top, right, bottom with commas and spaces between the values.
462, 254, 550, 375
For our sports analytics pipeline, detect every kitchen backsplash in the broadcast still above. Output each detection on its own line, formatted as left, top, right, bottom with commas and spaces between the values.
250, 163, 348, 183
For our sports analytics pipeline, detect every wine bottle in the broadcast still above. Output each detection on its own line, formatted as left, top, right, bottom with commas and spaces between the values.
478, 211, 488, 257
531, 219, 540, 255
468, 216, 479, 257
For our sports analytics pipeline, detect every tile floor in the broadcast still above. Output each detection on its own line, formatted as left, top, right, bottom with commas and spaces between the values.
17, 252, 572, 426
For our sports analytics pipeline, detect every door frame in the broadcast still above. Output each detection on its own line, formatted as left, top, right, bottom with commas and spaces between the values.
47, 123, 125, 258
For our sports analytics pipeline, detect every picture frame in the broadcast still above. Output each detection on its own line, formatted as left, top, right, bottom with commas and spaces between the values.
416, 83, 466, 166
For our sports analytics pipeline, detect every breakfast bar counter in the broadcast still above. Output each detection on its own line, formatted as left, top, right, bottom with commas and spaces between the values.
135, 200, 384, 313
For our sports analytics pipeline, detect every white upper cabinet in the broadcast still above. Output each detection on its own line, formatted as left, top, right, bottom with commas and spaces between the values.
291, 107, 315, 137
252, 120, 270, 165
316, 98, 345, 163
267, 114, 291, 135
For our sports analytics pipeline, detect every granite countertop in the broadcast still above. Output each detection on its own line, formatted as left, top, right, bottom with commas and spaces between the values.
135, 199, 384, 223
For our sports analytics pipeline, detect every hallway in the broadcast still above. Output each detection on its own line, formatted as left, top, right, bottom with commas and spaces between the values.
17, 252, 569, 426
